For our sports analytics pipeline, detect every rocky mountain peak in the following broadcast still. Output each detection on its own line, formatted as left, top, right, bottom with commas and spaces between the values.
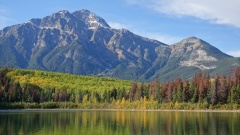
24, 10, 88, 35
175, 36, 203, 48
0, 9, 238, 82
169, 36, 232, 71
49, 10, 73, 20
26, 10, 74, 29
58, 10, 70, 15
73, 9, 110, 30
182, 36, 200, 43
170, 36, 214, 53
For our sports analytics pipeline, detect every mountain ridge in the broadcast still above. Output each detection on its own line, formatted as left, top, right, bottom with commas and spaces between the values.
0, 9, 239, 81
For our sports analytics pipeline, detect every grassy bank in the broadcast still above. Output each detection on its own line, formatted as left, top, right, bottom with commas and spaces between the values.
1, 101, 239, 110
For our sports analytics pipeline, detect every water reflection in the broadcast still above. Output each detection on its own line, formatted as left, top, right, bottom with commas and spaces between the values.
0, 110, 240, 135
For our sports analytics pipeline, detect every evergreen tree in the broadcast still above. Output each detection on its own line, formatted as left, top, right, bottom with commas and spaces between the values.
191, 87, 198, 103
140, 82, 144, 98
59, 89, 68, 102
172, 87, 177, 102
176, 84, 183, 102
189, 82, 195, 101
161, 82, 168, 102
111, 88, 117, 100
149, 78, 159, 100
117, 88, 124, 101
134, 86, 141, 101
183, 80, 190, 102
233, 67, 240, 86
53, 91, 59, 102
130, 82, 137, 102
210, 79, 217, 105
166, 82, 174, 102
218, 75, 228, 103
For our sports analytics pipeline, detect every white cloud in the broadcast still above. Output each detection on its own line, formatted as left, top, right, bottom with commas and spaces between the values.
226, 50, 240, 57
126, 0, 240, 28
108, 22, 129, 29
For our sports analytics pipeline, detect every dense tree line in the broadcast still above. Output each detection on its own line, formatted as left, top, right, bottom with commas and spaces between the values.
1, 67, 240, 109
0, 68, 130, 104
128, 68, 240, 106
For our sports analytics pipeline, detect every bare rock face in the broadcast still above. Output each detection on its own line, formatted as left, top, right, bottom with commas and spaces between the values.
169, 37, 231, 70
0, 10, 237, 81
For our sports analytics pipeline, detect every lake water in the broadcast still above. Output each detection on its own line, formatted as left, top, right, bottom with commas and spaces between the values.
0, 110, 240, 135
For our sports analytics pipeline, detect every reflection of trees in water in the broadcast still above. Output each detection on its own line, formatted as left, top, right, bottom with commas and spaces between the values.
0, 111, 240, 135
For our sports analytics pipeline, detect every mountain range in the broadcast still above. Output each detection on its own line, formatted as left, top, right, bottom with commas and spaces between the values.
0, 9, 240, 81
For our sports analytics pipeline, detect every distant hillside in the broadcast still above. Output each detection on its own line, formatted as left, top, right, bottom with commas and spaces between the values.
6, 68, 132, 93
0, 9, 239, 81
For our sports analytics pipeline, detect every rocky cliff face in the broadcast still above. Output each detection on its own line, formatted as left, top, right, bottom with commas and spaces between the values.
0, 9, 238, 81
169, 37, 231, 70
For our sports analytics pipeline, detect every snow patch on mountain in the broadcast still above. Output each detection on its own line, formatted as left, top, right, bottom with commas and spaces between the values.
85, 12, 109, 29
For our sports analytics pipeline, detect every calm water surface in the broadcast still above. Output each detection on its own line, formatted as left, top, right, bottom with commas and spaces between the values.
0, 110, 240, 135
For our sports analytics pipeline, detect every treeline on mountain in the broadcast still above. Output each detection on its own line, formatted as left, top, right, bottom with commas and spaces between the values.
0, 67, 240, 109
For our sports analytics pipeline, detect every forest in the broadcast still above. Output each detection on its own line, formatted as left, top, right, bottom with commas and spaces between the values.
0, 67, 240, 110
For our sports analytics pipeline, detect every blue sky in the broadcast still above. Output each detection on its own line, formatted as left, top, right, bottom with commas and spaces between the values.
0, 0, 240, 57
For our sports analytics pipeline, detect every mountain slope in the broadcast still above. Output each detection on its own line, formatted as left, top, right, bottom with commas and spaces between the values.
143, 37, 235, 81
0, 9, 238, 81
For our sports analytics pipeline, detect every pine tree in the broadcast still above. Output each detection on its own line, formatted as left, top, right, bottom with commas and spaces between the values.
140, 82, 144, 98
111, 88, 117, 100
228, 85, 240, 104
176, 84, 183, 102
172, 87, 177, 102
198, 79, 205, 102
189, 82, 195, 101
218, 75, 228, 103
134, 86, 141, 101
117, 88, 125, 101
167, 82, 174, 102
130, 82, 138, 102
214, 74, 220, 103
149, 78, 159, 100
191, 87, 198, 103
233, 67, 240, 86
210, 79, 217, 105
59, 89, 68, 102
183, 80, 190, 102
161, 82, 168, 102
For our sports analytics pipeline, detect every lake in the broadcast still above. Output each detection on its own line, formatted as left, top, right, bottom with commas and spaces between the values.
0, 110, 240, 135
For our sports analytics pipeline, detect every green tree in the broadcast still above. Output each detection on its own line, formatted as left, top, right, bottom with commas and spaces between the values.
176, 84, 183, 102
172, 87, 177, 102
228, 86, 238, 104
183, 80, 190, 102
111, 88, 117, 100
189, 82, 195, 101
140, 82, 144, 98
191, 87, 198, 103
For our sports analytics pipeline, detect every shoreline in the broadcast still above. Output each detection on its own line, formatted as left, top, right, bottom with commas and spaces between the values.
0, 108, 240, 113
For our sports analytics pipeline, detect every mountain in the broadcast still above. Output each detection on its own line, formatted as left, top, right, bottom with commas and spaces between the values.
0, 9, 239, 81
142, 37, 239, 81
